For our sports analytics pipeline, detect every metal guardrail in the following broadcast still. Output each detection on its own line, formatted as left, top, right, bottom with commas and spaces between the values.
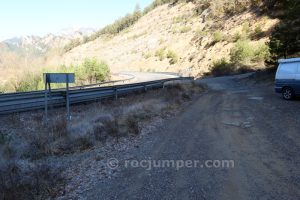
0, 77, 192, 115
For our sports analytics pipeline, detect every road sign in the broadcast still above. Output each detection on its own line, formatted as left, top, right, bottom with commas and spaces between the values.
44, 73, 75, 122
44, 73, 75, 83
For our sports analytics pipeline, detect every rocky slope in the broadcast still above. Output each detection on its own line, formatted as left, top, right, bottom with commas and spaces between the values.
0, 1, 279, 85
61, 2, 278, 77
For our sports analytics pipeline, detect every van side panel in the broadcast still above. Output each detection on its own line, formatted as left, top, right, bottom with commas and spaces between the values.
294, 64, 300, 94
275, 63, 298, 94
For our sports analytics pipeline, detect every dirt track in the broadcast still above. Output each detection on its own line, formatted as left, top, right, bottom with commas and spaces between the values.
83, 74, 300, 200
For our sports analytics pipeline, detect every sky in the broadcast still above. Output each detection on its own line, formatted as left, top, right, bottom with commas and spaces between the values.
0, 0, 153, 41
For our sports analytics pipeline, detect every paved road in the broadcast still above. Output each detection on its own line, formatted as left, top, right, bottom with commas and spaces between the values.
85, 74, 300, 200
119, 71, 180, 83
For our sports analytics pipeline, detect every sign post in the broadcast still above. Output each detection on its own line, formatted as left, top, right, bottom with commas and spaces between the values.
44, 73, 75, 122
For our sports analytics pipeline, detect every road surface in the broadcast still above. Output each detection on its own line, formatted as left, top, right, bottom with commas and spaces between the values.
84, 74, 300, 200
119, 71, 180, 83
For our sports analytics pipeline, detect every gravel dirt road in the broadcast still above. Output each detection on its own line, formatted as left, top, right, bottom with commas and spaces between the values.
83, 74, 300, 200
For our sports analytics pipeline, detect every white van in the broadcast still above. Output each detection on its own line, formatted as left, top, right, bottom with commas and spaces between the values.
275, 57, 300, 100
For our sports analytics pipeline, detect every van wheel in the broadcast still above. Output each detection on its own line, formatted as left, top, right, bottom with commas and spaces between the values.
282, 87, 294, 100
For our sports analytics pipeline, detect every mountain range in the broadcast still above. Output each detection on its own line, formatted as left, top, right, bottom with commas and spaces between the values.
0, 27, 95, 82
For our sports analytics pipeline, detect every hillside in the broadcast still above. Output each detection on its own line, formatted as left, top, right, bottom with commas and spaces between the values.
1, 0, 299, 92
61, 2, 278, 77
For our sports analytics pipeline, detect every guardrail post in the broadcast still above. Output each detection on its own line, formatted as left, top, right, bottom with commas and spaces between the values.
66, 74, 70, 121
144, 85, 147, 92
114, 87, 118, 100
44, 74, 48, 123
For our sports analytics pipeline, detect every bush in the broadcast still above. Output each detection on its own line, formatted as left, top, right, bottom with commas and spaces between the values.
230, 40, 254, 64
192, 0, 258, 17
211, 58, 235, 76
125, 115, 140, 135
0, 84, 6, 93
212, 31, 223, 43
64, 38, 81, 52
4, 58, 110, 92
0, 161, 62, 200
180, 26, 192, 33
195, 29, 208, 38
230, 40, 270, 65
173, 16, 185, 24
253, 43, 270, 62
155, 48, 165, 61
253, 25, 264, 38
242, 22, 251, 35
232, 31, 248, 42
166, 50, 178, 64
143, 0, 175, 14
74, 58, 110, 84
14, 73, 42, 92
143, 52, 152, 59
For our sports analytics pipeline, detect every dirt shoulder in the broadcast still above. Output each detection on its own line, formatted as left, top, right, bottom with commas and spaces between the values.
83, 73, 300, 199
1, 73, 299, 200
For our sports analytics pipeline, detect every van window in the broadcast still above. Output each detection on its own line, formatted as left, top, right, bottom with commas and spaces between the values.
279, 63, 298, 74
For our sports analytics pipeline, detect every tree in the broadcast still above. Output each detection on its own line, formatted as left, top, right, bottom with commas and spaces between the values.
268, 0, 300, 62
76, 58, 110, 84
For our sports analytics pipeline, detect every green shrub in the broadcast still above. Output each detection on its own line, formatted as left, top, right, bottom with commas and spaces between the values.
166, 50, 178, 65
211, 58, 235, 76
0, 84, 6, 93
143, 0, 175, 14
212, 31, 223, 43
253, 43, 270, 62
173, 16, 185, 24
143, 52, 152, 59
252, 24, 264, 38
171, 26, 179, 34
242, 22, 251, 35
75, 58, 110, 84
14, 73, 43, 92
230, 40, 254, 64
155, 48, 165, 61
232, 31, 249, 42
180, 26, 192, 33
195, 29, 208, 38
7, 58, 110, 92
230, 40, 270, 65
63, 38, 81, 52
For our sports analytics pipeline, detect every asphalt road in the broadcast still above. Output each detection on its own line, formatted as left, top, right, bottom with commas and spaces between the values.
119, 71, 180, 83
84, 74, 300, 200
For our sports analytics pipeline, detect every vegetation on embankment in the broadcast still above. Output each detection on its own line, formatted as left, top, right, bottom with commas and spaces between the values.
0, 58, 110, 93
61, 0, 285, 77
63, 0, 180, 52
2, 0, 299, 90
268, 0, 300, 62
209, 0, 300, 76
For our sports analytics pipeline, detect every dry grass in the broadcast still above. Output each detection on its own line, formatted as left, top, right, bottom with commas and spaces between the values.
0, 81, 203, 199
0, 161, 63, 200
